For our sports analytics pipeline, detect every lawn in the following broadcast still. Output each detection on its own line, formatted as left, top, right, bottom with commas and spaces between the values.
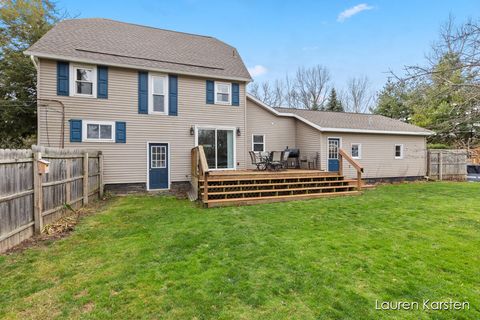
0, 182, 479, 319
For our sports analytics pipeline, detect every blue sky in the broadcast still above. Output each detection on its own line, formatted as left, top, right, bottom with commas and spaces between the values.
59, 0, 479, 92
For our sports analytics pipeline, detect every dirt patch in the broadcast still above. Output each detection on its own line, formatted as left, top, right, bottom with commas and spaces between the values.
2, 197, 115, 256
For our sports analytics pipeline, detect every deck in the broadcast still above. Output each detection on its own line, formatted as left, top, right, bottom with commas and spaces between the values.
191, 147, 364, 207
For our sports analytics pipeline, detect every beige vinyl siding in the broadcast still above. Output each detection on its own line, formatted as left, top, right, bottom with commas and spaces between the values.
37, 59, 247, 185
295, 120, 322, 169
320, 132, 427, 179
246, 99, 295, 164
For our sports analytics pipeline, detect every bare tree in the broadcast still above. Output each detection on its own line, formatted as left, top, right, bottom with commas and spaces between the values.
294, 65, 331, 110
344, 76, 373, 113
248, 80, 284, 107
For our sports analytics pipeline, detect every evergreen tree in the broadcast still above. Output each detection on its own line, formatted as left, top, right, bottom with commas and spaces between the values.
324, 88, 344, 112
0, 0, 62, 148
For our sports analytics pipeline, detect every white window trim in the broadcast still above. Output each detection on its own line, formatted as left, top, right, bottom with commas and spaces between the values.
148, 73, 169, 115
70, 64, 97, 98
395, 144, 404, 159
351, 143, 362, 159
194, 125, 237, 170
252, 134, 266, 152
214, 82, 232, 105
82, 120, 115, 142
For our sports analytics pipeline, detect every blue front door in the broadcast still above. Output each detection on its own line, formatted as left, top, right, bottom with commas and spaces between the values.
327, 138, 340, 172
149, 143, 169, 189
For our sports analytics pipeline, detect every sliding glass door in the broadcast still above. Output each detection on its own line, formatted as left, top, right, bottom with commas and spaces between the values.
197, 128, 235, 169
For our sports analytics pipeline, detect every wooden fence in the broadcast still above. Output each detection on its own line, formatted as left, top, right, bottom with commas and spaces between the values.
427, 149, 467, 181
0, 146, 103, 253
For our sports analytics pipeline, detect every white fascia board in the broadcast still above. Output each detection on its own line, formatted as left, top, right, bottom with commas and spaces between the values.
25, 51, 252, 82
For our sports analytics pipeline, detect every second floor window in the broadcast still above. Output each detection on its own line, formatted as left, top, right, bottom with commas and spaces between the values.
150, 74, 168, 114
72, 65, 96, 97
215, 82, 231, 105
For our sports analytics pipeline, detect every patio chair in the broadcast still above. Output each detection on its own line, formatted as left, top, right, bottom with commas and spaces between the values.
268, 151, 284, 171
249, 151, 267, 171
281, 151, 290, 169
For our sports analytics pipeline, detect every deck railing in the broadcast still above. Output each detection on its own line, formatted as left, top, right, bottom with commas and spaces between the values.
338, 148, 364, 191
191, 146, 209, 201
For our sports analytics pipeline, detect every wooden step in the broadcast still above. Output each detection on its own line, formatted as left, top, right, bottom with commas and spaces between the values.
200, 173, 342, 183
203, 185, 355, 196
206, 191, 361, 208
200, 179, 357, 189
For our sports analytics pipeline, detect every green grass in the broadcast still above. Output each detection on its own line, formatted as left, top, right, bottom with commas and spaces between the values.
0, 182, 479, 319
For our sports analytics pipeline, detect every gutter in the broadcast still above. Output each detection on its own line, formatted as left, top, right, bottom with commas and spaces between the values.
24, 51, 253, 83
247, 94, 434, 137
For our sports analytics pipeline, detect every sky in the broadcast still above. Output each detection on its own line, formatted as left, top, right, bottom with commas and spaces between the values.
58, 0, 479, 93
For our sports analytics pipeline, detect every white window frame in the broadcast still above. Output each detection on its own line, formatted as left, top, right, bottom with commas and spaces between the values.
351, 143, 362, 159
82, 120, 115, 142
394, 144, 404, 159
214, 82, 232, 105
252, 134, 266, 152
148, 73, 169, 115
70, 64, 97, 98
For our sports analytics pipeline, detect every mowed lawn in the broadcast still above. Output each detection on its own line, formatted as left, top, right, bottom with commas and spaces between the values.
0, 183, 479, 319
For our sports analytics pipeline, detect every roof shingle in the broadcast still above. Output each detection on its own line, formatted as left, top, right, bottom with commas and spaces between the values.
26, 18, 251, 81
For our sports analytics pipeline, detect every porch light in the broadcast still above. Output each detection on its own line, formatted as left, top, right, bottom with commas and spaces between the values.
190, 126, 195, 136
236, 128, 241, 136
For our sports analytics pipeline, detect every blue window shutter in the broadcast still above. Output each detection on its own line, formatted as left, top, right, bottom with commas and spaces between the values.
115, 121, 126, 143
168, 75, 178, 116
57, 61, 69, 96
138, 71, 148, 114
206, 80, 214, 104
232, 83, 240, 106
97, 66, 108, 99
69, 119, 82, 142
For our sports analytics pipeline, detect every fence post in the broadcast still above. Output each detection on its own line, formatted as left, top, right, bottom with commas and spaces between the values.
33, 152, 43, 234
439, 151, 443, 181
83, 152, 89, 205
99, 152, 104, 198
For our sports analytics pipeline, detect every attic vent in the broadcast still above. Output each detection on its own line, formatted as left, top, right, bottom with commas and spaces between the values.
232, 49, 236, 57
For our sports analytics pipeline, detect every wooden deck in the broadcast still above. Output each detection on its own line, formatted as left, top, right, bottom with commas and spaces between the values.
191, 147, 364, 208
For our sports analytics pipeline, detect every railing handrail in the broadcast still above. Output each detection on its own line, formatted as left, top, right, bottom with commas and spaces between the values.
339, 148, 364, 173
338, 148, 363, 191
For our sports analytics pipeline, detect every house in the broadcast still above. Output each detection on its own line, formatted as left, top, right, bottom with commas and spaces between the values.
246, 95, 432, 181
25, 18, 433, 201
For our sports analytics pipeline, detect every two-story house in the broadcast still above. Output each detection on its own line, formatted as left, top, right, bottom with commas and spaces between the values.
26, 18, 433, 199
26, 18, 251, 192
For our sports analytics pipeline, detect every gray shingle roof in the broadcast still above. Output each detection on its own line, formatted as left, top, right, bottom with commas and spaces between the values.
25, 18, 251, 81
274, 107, 433, 135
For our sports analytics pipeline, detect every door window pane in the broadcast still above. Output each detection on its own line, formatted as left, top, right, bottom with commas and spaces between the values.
197, 128, 234, 169
328, 139, 339, 159
151, 146, 166, 168
198, 129, 216, 168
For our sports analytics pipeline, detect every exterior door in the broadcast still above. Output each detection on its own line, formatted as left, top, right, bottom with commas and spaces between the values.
327, 138, 340, 172
149, 143, 169, 189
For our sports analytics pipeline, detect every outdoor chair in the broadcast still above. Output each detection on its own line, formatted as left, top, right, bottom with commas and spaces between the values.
281, 151, 290, 169
268, 151, 284, 171
249, 151, 267, 171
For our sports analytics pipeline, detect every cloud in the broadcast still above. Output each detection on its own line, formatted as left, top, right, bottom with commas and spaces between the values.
248, 65, 268, 77
337, 3, 373, 22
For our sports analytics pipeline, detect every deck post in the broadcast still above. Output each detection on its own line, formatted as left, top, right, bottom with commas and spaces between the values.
357, 171, 362, 191
203, 172, 209, 205
338, 154, 343, 176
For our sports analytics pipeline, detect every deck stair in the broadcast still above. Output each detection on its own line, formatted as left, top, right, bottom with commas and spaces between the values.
191, 146, 364, 208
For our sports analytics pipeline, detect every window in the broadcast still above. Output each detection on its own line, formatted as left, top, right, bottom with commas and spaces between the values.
83, 121, 115, 142
215, 82, 231, 105
252, 135, 265, 152
197, 127, 235, 169
351, 143, 361, 159
395, 144, 404, 159
151, 145, 167, 168
150, 74, 168, 114
71, 65, 96, 97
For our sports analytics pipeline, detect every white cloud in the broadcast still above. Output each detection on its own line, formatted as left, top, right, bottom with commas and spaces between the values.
248, 65, 268, 77
337, 3, 373, 22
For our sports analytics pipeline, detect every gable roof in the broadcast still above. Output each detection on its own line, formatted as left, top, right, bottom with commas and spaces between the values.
247, 94, 433, 136
25, 18, 251, 81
